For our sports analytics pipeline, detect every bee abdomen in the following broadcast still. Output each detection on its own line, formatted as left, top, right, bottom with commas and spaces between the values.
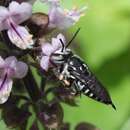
75, 80, 96, 99
75, 80, 116, 110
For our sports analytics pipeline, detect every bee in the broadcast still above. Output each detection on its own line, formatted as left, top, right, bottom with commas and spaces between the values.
51, 29, 116, 110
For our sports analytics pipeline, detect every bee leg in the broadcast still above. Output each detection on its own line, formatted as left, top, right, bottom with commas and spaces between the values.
72, 89, 82, 97
78, 89, 82, 98
63, 79, 70, 86
76, 91, 82, 97
71, 88, 79, 96
71, 81, 82, 97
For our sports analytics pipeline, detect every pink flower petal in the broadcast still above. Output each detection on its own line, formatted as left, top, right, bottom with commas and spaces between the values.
7, 26, 34, 49
57, 33, 66, 45
40, 56, 50, 71
4, 56, 28, 78
49, 7, 74, 29
5, 56, 17, 68
0, 56, 5, 68
13, 61, 28, 79
0, 77, 13, 104
47, 1, 87, 30
51, 37, 60, 49
0, 6, 10, 31
52, 33, 66, 52
1, 56, 17, 78
42, 43, 54, 56
9, 1, 32, 24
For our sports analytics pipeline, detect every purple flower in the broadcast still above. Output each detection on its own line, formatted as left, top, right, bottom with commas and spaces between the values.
0, 56, 28, 104
0, 1, 34, 49
41, 0, 87, 29
40, 33, 66, 71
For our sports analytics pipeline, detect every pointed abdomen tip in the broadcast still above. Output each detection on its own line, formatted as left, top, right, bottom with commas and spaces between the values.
111, 103, 116, 111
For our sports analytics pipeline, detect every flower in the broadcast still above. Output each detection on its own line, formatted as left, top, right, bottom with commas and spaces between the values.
40, 33, 66, 71
0, 56, 28, 104
0, 1, 34, 49
41, 0, 87, 29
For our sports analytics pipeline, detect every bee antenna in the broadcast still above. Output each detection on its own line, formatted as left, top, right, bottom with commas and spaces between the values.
59, 39, 65, 52
66, 28, 81, 48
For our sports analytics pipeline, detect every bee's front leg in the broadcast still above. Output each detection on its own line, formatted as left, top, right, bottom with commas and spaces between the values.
70, 81, 82, 97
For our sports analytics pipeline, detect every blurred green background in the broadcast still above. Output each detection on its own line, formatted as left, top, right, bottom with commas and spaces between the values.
1, 0, 130, 130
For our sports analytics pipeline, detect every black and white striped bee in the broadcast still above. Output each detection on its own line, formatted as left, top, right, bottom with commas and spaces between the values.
51, 29, 116, 110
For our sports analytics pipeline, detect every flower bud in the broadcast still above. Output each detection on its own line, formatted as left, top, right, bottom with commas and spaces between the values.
27, 13, 49, 37
2, 105, 31, 128
54, 86, 78, 106
38, 102, 63, 129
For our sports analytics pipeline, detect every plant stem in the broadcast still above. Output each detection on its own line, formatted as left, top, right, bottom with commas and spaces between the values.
23, 67, 41, 102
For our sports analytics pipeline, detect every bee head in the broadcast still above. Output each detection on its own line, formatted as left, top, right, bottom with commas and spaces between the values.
50, 28, 80, 65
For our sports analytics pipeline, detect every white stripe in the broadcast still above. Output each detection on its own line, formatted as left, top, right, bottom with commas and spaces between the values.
84, 89, 90, 94
89, 93, 94, 97
77, 81, 84, 90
